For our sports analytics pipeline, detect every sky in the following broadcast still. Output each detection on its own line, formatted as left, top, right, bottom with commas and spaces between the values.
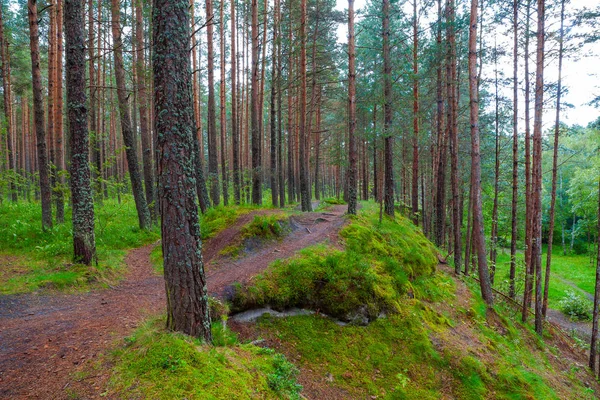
334, 0, 600, 129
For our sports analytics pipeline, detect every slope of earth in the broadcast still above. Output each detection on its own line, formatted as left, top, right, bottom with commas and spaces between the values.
0, 205, 348, 399
108, 203, 600, 399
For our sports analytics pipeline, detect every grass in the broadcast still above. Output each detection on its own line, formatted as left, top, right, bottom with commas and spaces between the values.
106, 317, 302, 399
493, 245, 595, 310
0, 197, 159, 294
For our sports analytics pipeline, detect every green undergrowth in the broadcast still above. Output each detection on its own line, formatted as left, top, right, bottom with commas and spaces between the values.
232, 204, 437, 321
200, 204, 256, 240
106, 317, 302, 399
494, 246, 595, 311
150, 205, 263, 274
221, 214, 290, 258
0, 197, 159, 294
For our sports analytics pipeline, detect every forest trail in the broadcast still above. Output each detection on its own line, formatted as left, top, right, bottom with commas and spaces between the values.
0, 204, 348, 399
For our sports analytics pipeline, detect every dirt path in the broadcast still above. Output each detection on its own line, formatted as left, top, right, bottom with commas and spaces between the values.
0, 205, 347, 399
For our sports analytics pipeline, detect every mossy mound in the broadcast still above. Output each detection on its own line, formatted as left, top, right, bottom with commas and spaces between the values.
107, 318, 302, 399
232, 206, 437, 322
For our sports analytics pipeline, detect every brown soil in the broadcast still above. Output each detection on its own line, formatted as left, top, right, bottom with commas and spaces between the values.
0, 205, 348, 399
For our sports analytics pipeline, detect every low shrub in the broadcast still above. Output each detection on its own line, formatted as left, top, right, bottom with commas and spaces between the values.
559, 290, 592, 321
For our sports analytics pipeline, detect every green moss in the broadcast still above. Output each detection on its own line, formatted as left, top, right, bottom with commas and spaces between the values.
200, 204, 255, 240
233, 206, 439, 321
221, 214, 290, 258
107, 318, 302, 399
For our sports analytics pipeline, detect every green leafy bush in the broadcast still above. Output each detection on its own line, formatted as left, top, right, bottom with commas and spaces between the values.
559, 290, 592, 321
267, 354, 302, 399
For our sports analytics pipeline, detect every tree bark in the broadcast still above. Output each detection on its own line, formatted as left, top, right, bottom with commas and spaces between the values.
532, 0, 545, 335
468, 0, 493, 305
434, 0, 445, 247
55, 0, 65, 223
231, 0, 240, 204
136, 0, 156, 221
382, 0, 394, 217
28, 0, 53, 230
270, 0, 279, 208
277, 0, 285, 207
543, 0, 565, 318
590, 177, 600, 372
298, 0, 311, 211
153, 0, 212, 341
0, 3, 16, 202
347, 0, 357, 215
110, 0, 150, 230
509, 0, 519, 299
490, 42, 500, 284
447, 0, 460, 272
251, 0, 262, 205
206, 0, 220, 206
219, 0, 229, 206
522, 0, 534, 323
411, 0, 419, 225
65, 0, 96, 265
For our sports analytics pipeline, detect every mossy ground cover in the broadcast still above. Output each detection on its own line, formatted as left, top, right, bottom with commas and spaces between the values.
220, 213, 291, 258
247, 271, 597, 399
232, 202, 437, 321
105, 317, 302, 399
150, 204, 267, 273
0, 197, 159, 294
104, 201, 597, 399
231, 202, 597, 399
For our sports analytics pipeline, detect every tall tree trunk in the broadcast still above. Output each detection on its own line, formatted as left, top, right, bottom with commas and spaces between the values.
347, 0, 357, 215
447, 0, 460, 272
509, 0, 519, 299
231, 0, 240, 204
153, 0, 212, 341
543, 0, 565, 318
298, 0, 311, 211
372, 105, 379, 202
28, 0, 53, 230
490, 42, 500, 283
90, 0, 103, 199
411, 0, 419, 225
219, 0, 229, 206
287, 10, 295, 204
522, 0, 534, 323
468, 0, 493, 305
206, 0, 220, 206
136, 0, 156, 221
434, 0, 445, 247
382, 0, 394, 217
0, 3, 16, 202
55, 0, 65, 222
590, 177, 600, 372
277, 0, 285, 207
532, 0, 545, 335
110, 0, 150, 230
270, 0, 279, 208
65, 0, 96, 264
48, 0, 57, 220
251, 0, 262, 205
190, 0, 211, 213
